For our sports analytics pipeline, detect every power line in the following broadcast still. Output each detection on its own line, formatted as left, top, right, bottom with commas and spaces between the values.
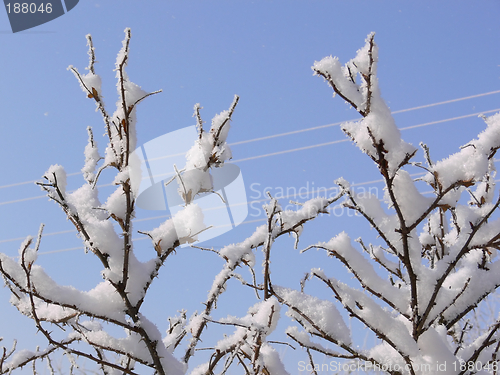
0, 182, 116, 206
36, 218, 270, 255
0, 171, 464, 249
399, 109, 500, 131
1, 90, 498, 190
232, 108, 499, 163
0, 108, 498, 207
0, 172, 81, 190
230, 89, 500, 146
8, 172, 500, 255
1, 99, 499, 247
9, 152, 500, 248
390, 90, 500, 114
36, 173, 493, 256
0, 173, 424, 246
232, 139, 349, 163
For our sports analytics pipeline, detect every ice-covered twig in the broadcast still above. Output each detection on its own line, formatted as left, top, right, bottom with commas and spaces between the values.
303, 236, 409, 319
417, 193, 500, 335
182, 192, 344, 364
85, 34, 96, 74
193, 103, 204, 140
263, 194, 280, 299
309, 272, 417, 374
312, 33, 376, 117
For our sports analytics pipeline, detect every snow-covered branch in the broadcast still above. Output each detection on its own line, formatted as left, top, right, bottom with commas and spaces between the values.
275, 33, 500, 375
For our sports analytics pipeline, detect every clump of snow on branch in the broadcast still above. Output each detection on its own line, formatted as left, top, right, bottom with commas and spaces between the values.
274, 285, 351, 345
313, 33, 417, 177
424, 112, 500, 190
173, 96, 239, 205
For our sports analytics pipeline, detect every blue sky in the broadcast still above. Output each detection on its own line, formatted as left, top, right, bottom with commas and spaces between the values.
0, 1, 499, 373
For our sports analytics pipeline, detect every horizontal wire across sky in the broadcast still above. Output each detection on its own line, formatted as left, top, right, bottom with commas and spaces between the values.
1, 106, 499, 205
1, 90, 499, 251
1, 89, 499, 191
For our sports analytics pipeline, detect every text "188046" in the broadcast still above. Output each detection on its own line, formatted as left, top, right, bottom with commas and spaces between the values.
6, 3, 52, 13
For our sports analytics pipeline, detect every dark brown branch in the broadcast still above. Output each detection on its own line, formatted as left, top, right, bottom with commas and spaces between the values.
308, 244, 409, 319
311, 271, 413, 375
19, 245, 139, 375
417, 193, 500, 335
459, 320, 500, 375
313, 68, 364, 116
182, 192, 344, 364
263, 196, 278, 300
362, 32, 376, 116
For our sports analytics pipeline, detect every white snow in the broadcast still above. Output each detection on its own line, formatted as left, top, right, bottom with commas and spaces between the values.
274, 285, 351, 345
